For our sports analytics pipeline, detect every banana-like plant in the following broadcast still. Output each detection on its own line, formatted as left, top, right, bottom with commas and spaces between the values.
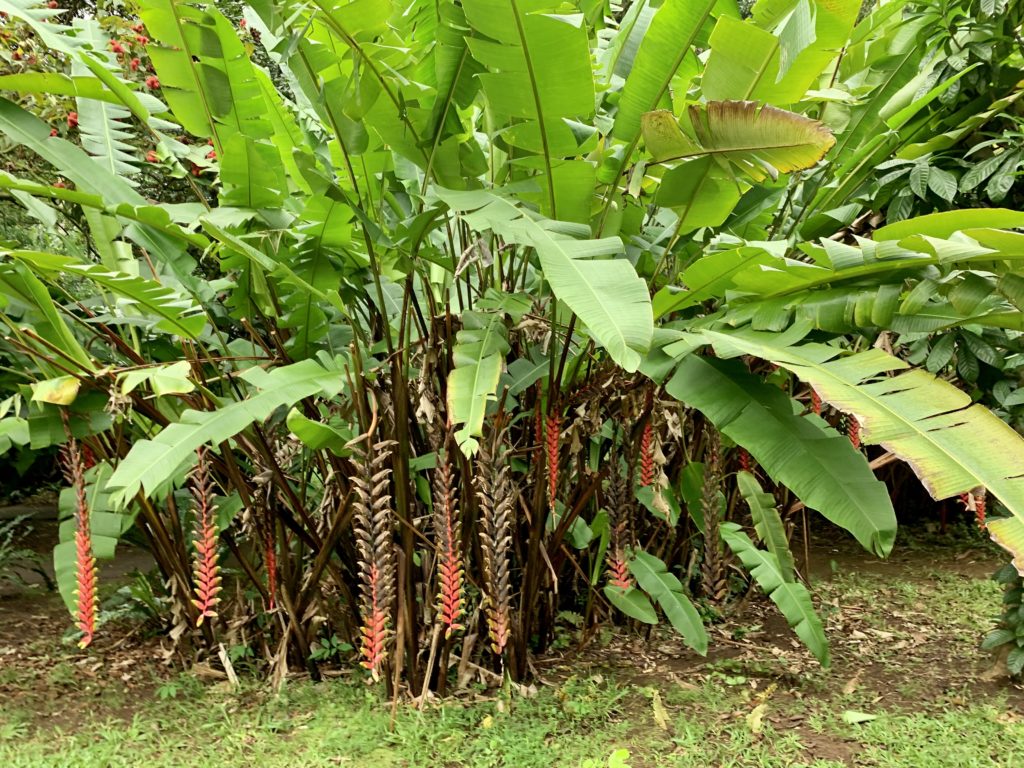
1, 0, 1023, 683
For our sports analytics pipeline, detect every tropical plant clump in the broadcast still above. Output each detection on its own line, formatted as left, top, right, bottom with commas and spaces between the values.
0, 0, 1023, 690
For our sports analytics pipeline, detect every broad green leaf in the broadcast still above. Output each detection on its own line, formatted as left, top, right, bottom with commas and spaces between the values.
654, 157, 743, 234
721, 522, 829, 665
653, 243, 785, 317
666, 354, 895, 556
448, 311, 510, 456
438, 189, 653, 371
629, 550, 708, 654
874, 209, 1024, 242
612, 0, 718, 144
286, 407, 352, 456
107, 360, 345, 505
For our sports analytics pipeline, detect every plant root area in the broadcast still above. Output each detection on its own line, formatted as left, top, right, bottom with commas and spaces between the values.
1, 521, 1022, 768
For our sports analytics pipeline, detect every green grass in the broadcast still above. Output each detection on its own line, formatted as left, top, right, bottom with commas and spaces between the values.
2, 672, 1020, 767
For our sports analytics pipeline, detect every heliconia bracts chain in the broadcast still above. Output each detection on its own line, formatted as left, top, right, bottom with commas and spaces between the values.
352, 439, 398, 679
433, 436, 464, 639
190, 448, 222, 626
604, 463, 634, 591
61, 423, 97, 649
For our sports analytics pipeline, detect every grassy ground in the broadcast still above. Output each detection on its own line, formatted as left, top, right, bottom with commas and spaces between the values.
1, 527, 1022, 767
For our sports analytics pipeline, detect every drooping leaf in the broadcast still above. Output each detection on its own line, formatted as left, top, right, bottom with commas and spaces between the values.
699, 326, 1024, 538
629, 550, 708, 654
989, 517, 1024, 576
447, 311, 510, 456
721, 522, 829, 665
736, 470, 795, 582
665, 353, 896, 556
437, 188, 653, 371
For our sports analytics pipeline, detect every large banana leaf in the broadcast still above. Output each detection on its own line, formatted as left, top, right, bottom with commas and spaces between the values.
611, 0, 718, 145
107, 360, 345, 506
702, 0, 859, 105
698, 325, 1024, 531
437, 188, 653, 372
664, 354, 896, 556
722, 522, 829, 665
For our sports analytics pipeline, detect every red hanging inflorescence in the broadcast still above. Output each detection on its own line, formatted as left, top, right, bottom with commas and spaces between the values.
62, 431, 97, 649
190, 448, 222, 626
639, 421, 655, 488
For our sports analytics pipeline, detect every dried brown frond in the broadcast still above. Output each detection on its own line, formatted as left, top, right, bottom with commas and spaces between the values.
475, 429, 513, 656
700, 425, 728, 604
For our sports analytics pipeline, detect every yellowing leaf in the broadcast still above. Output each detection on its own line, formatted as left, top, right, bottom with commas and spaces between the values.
31, 375, 80, 405
989, 517, 1024, 575
643, 101, 836, 180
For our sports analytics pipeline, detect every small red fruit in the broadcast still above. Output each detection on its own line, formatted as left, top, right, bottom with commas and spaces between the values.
50, 128, 58, 136
47, 1, 58, 8
131, 23, 144, 33
12, 51, 22, 61
110, 40, 125, 54
66, 111, 78, 128
190, 163, 202, 176
135, 35, 148, 44
144, 75, 160, 89
239, 19, 247, 28
53, 179, 66, 188
145, 150, 159, 163
206, 149, 216, 160
129, 57, 140, 71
